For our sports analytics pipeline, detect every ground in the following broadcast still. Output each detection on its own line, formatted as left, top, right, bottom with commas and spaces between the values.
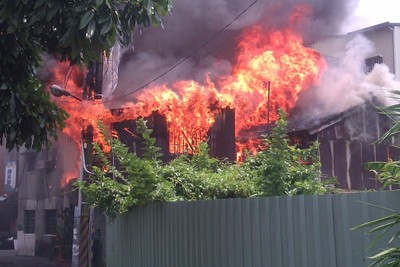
0, 250, 68, 267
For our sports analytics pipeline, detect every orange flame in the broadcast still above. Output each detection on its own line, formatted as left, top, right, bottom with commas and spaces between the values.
50, 25, 326, 160
219, 27, 324, 135
61, 170, 78, 187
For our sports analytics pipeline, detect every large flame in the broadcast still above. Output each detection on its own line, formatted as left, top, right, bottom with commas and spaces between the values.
50, 25, 325, 158
220, 27, 324, 133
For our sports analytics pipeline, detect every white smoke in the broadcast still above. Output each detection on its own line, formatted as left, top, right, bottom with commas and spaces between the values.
295, 34, 400, 118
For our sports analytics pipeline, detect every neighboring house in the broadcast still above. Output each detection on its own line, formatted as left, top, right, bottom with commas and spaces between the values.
288, 100, 399, 190
296, 22, 400, 190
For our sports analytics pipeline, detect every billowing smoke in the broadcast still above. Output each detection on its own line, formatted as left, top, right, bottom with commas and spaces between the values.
103, 0, 360, 108
294, 34, 400, 120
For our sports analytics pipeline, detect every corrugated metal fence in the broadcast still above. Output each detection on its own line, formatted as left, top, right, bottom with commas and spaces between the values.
106, 191, 400, 267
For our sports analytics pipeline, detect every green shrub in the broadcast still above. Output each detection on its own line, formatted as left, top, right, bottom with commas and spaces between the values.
243, 109, 329, 196
77, 111, 331, 221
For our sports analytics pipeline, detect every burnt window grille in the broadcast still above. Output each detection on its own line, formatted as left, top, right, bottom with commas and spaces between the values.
169, 130, 205, 154
24, 210, 35, 234
365, 55, 383, 73
45, 209, 57, 235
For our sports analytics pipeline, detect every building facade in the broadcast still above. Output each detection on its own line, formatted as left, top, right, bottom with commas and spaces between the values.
313, 22, 400, 79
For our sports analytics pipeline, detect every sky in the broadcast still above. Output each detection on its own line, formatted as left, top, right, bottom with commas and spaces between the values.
342, 0, 400, 33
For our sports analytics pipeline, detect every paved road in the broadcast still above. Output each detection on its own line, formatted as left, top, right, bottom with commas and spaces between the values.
0, 250, 69, 267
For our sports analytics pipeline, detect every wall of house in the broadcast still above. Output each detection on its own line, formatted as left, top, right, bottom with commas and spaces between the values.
208, 108, 236, 161
316, 105, 398, 190
0, 146, 17, 238
394, 26, 400, 79
311, 35, 349, 58
357, 25, 395, 74
0, 145, 6, 196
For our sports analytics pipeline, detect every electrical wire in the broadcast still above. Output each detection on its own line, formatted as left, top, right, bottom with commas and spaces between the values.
102, 0, 259, 104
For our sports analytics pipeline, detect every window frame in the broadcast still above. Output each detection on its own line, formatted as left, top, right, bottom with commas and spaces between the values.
24, 210, 35, 234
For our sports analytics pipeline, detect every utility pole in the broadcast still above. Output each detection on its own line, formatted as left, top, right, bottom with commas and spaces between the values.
263, 81, 271, 133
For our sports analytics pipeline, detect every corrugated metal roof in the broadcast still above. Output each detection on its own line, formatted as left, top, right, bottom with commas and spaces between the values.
347, 22, 400, 35
287, 107, 356, 134
287, 98, 382, 134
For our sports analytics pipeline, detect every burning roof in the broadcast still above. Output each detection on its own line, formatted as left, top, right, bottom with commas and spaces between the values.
287, 101, 375, 135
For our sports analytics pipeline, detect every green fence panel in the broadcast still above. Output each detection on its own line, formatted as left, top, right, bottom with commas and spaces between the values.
106, 191, 400, 267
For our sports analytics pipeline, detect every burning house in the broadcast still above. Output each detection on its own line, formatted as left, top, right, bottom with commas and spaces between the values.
288, 101, 399, 190
112, 107, 236, 161
3, 0, 400, 263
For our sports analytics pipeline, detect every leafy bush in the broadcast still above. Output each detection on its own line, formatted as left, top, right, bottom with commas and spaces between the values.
78, 111, 331, 221
159, 142, 259, 200
243, 109, 329, 196
365, 160, 400, 189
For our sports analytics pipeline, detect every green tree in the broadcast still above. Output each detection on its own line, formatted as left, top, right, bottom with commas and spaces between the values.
244, 109, 329, 196
0, 0, 171, 151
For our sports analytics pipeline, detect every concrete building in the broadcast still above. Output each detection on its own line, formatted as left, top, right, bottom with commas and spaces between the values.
0, 137, 79, 258
312, 22, 400, 80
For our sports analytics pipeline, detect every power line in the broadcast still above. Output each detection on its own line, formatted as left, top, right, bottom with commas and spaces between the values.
102, 0, 258, 104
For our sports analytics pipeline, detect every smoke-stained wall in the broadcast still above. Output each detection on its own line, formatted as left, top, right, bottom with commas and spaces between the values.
291, 102, 398, 191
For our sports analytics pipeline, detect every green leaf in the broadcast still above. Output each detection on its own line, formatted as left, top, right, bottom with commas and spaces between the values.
98, 12, 111, 23
86, 20, 96, 39
369, 248, 400, 259
100, 18, 113, 35
143, 14, 151, 27
79, 10, 94, 29
47, 5, 59, 21
106, 28, 116, 46
34, 0, 46, 9
104, 0, 112, 9
73, 4, 88, 12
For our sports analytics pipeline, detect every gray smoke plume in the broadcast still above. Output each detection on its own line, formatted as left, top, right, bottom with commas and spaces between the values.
293, 34, 400, 120
103, 0, 360, 108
